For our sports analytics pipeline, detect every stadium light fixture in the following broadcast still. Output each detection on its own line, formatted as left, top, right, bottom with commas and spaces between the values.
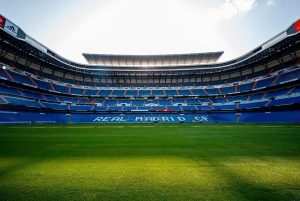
2, 65, 6, 70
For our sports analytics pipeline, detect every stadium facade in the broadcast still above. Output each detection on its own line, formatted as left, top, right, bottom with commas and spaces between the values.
0, 14, 300, 124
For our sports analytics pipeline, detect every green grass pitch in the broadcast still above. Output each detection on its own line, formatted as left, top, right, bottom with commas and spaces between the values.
0, 124, 299, 201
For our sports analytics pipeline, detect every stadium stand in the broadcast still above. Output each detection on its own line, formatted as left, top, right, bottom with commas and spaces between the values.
0, 15, 300, 123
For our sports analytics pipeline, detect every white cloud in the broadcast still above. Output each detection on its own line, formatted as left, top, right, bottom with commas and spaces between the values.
266, 0, 275, 6
208, 0, 257, 20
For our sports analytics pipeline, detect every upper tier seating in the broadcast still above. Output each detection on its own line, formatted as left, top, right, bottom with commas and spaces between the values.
1, 64, 300, 99
1, 83, 299, 112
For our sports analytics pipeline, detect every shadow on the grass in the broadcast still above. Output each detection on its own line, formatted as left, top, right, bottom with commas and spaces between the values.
1, 156, 298, 201
192, 156, 300, 201
0, 158, 43, 178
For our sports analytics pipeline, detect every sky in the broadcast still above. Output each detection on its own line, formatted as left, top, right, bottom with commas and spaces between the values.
0, 0, 299, 64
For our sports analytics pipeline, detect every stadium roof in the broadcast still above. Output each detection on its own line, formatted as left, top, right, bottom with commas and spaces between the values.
82, 52, 224, 67
0, 14, 299, 75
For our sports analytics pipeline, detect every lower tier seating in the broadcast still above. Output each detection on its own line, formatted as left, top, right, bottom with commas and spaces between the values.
1, 110, 300, 124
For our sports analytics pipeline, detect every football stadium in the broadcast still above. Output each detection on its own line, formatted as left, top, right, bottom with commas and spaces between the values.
0, 1, 300, 200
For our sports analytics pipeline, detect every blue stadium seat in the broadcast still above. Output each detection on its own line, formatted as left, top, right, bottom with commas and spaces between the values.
255, 77, 274, 89
152, 90, 164, 96
99, 90, 112, 97
35, 80, 52, 91
278, 68, 300, 84
0, 85, 22, 96
178, 89, 191, 96
43, 102, 68, 110
220, 86, 235, 94
206, 88, 219, 95
71, 88, 84, 95
126, 90, 137, 96
239, 101, 268, 109
191, 89, 206, 96
239, 82, 253, 92
139, 90, 151, 96
55, 85, 68, 94
165, 90, 177, 96
4, 96, 39, 108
